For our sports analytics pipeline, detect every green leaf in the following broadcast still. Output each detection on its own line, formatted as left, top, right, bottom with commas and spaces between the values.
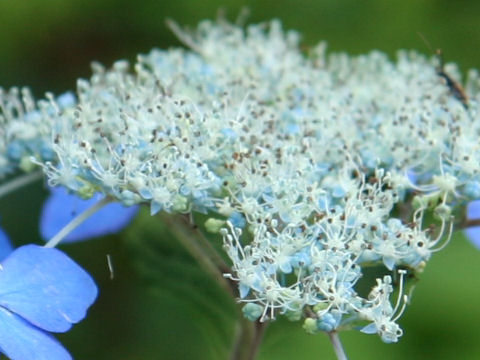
124, 209, 237, 360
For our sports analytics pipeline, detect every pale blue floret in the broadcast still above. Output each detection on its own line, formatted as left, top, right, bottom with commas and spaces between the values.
7, 141, 24, 161
331, 185, 346, 198
317, 194, 330, 211
278, 258, 293, 274
290, 249, 312, 268
360, 149, 379, 170
242, 303, 264, 321
55, 92, 76, 109
228, 212, 246, 228
361, 320, 402, 344
285, 123, 300, 135
464, 181, 480, 199
360, 323, 378, 335
150, 201, 163, 215
117, 190, 142, 207
220, 128, 237, 140
317, 312, 342, 332
357, 249, 382, 264
38, 140, 56, 161
7, 139, 55, 163
239, 283, 250, 298
191, 191, 216, 214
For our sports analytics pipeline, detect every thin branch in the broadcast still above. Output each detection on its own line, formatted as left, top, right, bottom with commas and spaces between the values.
0, 171, 43, 199
229, 318, 254, 360
462, 218, 480, 228
247, 321, 267, 360
230, 319, 267, 360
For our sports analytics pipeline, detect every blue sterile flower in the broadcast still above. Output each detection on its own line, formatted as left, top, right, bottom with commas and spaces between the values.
40, 187, 139, 242
0, 244, 97, 360
0, 226, 13, 261
464, 200, 480, 249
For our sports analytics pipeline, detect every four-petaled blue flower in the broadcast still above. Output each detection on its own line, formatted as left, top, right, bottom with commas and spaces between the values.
0, 235, 97, 360
0, 183, 138, 358
40, 186, 139, 242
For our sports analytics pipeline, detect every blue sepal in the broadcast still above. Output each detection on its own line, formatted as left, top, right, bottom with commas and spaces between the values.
464, 227, 480, 249
0, 244, 97, 333
465, 200, 480, 249
0, 227, 13, 261
0, 307, 71, 360
360, 323, 378, 334
40, 187, 139, 242
467, 200, 480, 220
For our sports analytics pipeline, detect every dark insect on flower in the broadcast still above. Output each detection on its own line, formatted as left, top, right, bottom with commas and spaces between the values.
434, 49, 469, 108
418, 33, 468, 108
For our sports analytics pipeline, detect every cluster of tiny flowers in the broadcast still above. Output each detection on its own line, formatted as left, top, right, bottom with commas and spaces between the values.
1, 19, 479, 343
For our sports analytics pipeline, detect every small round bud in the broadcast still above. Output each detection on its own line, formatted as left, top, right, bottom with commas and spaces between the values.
303, 318, 318, 335
433, 203, 451, 221
77, 184, 96, 199
205, 218, 226, 233
19, 156, 36, 173
242, 303, 264, 321
172, 195, 188, 212
313, 302, 329, 314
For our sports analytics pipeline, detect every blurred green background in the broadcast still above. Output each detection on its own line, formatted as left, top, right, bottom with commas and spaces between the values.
1, 1, 480, 359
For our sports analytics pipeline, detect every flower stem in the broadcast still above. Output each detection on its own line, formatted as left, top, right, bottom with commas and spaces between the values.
159, 213, 268, 360
44, 196, 111, 248
230, 318, 267, 360
179, 214, 231, 272
461, 218, 480, 229
0, 171, 43, 199
327, 332, 348, 360
158, 213, 235, 297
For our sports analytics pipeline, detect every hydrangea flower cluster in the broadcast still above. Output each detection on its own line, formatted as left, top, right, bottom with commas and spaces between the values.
1, 19, 479, 352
